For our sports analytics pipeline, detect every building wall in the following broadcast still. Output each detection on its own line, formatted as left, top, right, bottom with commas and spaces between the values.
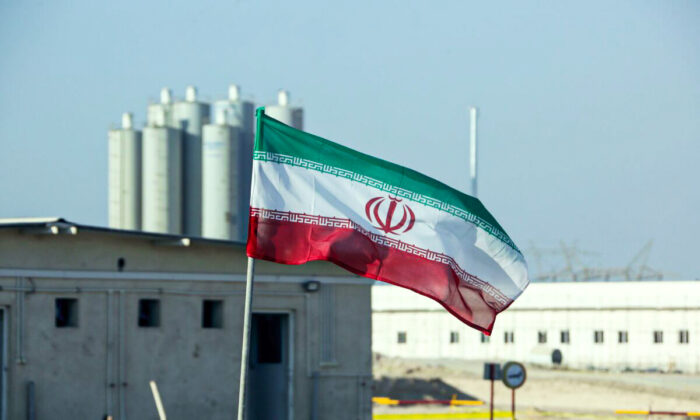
0, 227, 372, 420
372, 283, 700, 373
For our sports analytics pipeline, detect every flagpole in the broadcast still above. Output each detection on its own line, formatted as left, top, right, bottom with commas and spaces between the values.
236, 107, 265, 420
236, 256, 256, 420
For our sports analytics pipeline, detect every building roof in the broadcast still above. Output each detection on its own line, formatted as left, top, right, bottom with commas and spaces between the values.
0, 217, 374, 280
372, 280, 700, 311
0, 217, 246, 248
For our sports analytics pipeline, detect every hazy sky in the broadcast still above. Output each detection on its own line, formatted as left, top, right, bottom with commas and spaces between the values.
1, 1, 698, 278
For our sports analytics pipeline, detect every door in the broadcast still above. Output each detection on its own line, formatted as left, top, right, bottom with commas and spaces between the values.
247, 313, 289, 420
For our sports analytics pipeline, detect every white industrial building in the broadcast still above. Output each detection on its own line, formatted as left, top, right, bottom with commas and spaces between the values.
108, 85, 302, 242
373, 281, 700, 373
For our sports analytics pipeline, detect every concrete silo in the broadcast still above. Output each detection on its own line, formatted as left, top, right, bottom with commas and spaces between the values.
265, 90, 304, 129
108, 113, 142, 230
173, 86, 210, 237
142, 106, 183, 234
212, 85, 255, 134
203, 84, 255, 241
202, 108, 243, 240
147, 88, 175, 127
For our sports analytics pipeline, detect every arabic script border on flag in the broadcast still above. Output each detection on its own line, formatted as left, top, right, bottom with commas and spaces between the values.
250, 207, 511, 310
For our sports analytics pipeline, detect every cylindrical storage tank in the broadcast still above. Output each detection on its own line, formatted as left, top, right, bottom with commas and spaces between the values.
108, 113, 142, 230
141, 126, 183, 234
202, 121, 243, 240
212, 85, 256, 134
172, 86, 210, 236
212, 84, 256, 239
265, 89, 304, 129
147, 88, 175, 128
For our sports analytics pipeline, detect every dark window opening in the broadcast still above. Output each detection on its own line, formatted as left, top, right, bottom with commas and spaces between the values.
560, 330, 570, 344
504, 331, 514, 344
480, 333, 490, 343
202, 300, 223, 329
552, 349, 563, 365
55, 298, 78, 327
537, 331, 547, 344
449, 331, 459, 344
618, 331, 628, 343
256, 314, 282, 363
117, 257, 125, 272
594, 330, 604, 344
653, 330, 663, 344
397, 331, 407, 344
138, 299, 160, 327
679, 330, 689, 344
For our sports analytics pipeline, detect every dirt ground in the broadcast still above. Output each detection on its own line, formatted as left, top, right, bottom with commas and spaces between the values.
373, 355, 700, 419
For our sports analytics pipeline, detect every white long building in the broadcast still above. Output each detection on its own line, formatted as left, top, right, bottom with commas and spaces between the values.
372, 281, 700, 373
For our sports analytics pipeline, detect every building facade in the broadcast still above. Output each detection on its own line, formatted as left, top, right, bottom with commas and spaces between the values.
0, 218, 372, 420
373, 281, 700, 373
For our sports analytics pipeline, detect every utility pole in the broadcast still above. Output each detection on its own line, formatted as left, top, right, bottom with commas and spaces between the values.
469, 107, 478, 198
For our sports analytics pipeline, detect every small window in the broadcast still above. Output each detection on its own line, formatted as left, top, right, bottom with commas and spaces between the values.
397, 332, 407, 344
537, 331, 547, 344
202, 300, 223, 329
653, 330, 663, 344
618, 331, 628, 343
594, 330, 604, 344
679, 330, 689, 344
55, 298, 78, 328
138, 299, 160, 327
449, 331, 459, 344
560, 330, 570, 344
480, 333, 490, 343
504, 331, 514, 344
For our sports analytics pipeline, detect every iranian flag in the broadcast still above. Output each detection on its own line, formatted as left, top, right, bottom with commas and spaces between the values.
247, 109, 529, 334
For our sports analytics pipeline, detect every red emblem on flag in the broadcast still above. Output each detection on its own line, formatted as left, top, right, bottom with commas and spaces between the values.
365, 195, 416, 235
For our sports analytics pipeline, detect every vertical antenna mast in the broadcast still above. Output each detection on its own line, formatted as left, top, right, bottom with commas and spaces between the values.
469, 106, 478, 197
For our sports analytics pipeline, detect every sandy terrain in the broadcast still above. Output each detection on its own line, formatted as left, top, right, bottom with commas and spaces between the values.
373, 355, 700, 419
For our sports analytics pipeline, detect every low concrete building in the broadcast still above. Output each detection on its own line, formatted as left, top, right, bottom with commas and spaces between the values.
0, 218, 372, 420
373, 281, 700, 373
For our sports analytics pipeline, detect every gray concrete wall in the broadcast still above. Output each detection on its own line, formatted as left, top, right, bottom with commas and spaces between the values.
0, 228, 350, 276
316, 284, 373, 418
0, 227, 372, 420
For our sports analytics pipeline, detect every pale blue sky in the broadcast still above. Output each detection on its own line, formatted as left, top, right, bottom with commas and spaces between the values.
1, 1, 698, 277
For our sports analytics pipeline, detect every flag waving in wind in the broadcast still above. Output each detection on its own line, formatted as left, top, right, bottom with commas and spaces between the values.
246, 109, 529, 334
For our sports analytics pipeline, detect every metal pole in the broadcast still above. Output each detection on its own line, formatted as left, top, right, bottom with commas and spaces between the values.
236, 257, 256, 420
149, 380, 167, 420
26, 381, 35, 420
511, 388, 515, 420
489, 373, 494, 420
237, 106, 264, 420
311, 371, 320, 420
469, 107, 478, 198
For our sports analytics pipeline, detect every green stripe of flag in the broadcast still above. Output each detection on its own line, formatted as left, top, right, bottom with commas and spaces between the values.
256, 112, 520, 253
